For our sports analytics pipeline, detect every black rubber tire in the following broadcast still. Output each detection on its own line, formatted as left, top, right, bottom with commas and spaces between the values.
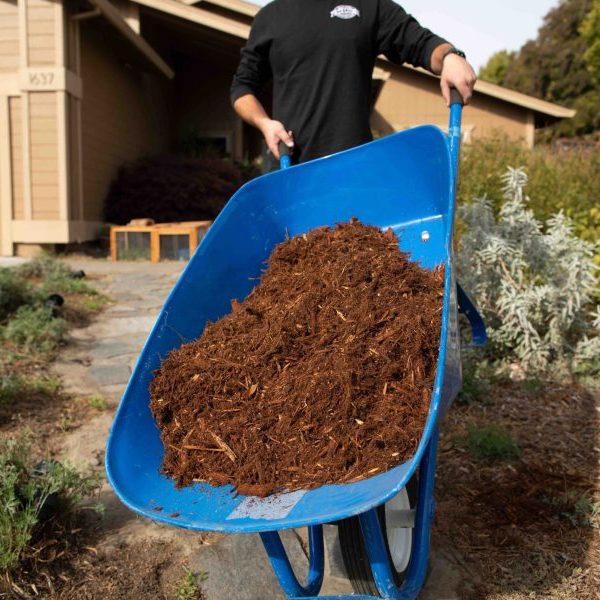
338, 476, 418, 597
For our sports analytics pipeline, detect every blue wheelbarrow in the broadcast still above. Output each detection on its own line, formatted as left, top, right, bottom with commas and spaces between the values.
106, 91, 486, 599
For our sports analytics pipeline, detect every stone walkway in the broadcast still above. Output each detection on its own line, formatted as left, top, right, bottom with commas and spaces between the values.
54, 257, 460, 599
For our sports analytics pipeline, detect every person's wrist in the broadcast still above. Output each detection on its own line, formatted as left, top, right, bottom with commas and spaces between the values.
255, 116, 272, 133
441, 48, 467, 66
440, 52, 466, 74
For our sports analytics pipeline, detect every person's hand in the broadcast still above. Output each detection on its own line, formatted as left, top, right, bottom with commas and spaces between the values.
257, 119, 294, 159
440, 54, 477, 106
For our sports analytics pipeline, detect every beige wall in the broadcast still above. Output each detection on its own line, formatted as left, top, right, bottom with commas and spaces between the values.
79, 25, 172, 222
0, 0, 19, 73
9, 96, 23, 219
373, 65, 531, 145
29, 91, 59, 219
26, 0, 58, 67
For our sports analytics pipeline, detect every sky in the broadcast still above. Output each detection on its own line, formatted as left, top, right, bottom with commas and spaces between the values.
250, 0, 559, 70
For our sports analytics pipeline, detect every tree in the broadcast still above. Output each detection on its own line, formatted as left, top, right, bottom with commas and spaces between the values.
478, 50, 514, 86
479, 0, 599, 137
581, 0, 600, 84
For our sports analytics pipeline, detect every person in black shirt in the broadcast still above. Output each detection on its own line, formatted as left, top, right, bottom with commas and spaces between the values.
230, 0, 477, 163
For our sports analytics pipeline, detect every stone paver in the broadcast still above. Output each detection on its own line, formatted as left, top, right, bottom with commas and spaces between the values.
55, 257, 462, 599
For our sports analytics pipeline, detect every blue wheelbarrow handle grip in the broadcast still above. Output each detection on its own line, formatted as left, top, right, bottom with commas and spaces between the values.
279, 141, 292, 169
457, 282, 487, 347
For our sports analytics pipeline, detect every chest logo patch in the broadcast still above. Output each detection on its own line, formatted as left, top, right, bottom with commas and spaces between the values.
330, 5, 360, 19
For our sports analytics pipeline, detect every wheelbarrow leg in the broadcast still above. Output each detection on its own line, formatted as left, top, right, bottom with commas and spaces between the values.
359, 426, 440, 600
260, 524, 325, 597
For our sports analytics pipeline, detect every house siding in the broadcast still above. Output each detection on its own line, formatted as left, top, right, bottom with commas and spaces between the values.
26, 0, 57, 67
373, 66, 530, 144
80, 26, 171, 222
9, 96, 23, 220
29, 91, 59, 219
0, 0, 19, 72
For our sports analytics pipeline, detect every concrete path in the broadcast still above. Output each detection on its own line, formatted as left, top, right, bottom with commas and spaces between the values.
55, 257, 461, 599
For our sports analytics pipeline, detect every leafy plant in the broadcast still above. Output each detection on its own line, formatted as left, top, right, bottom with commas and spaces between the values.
0, 372, 60, 407
457, 361, 492, 405
0, 268, 37, 322
2, 305, 67, 356
466, 425, 522, 462
17, 254, 96, 296
173, 567, 207, 600
457, 167, 599, 374
0, 435, 101, 571
88, 394, 108, 411
542, 491, 600, 528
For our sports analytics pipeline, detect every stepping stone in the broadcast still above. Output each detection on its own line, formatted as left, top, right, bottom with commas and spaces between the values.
91, 341, 135, 359
91, 364, 131, 387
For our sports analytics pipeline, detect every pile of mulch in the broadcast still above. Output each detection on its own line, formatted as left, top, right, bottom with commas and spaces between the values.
150, 220, 444, 496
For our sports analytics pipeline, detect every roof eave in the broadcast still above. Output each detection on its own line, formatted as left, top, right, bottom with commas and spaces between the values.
132, 0, 250, 39
86, 0, 175, 78
391, 62, 575, 119
182, 0, 259, 17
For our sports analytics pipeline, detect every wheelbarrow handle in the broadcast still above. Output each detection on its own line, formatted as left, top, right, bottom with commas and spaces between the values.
448, 88, 463, 185
278, 141, 292, 170
457, 282, 487, 347
450, 88, 464, 106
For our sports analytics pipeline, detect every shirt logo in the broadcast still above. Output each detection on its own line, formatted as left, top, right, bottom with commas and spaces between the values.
330, 5, 360, 19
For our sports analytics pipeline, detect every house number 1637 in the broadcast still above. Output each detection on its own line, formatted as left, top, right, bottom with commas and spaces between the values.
29, 72, 54, 85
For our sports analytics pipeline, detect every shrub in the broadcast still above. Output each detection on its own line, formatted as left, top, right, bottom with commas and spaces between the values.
104, 154, 257, 225
457, 167, 599, 374
0, 373, 26, 407
0, 268, 36, 322
466, 425, 522, 462
17, 254, 96, 296
458, 136, 600, 248
2, 305, 67, 356
0, 435, 101, 571
0, 372, 61, 408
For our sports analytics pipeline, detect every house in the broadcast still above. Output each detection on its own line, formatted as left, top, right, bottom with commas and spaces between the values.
0, 0, 575, 256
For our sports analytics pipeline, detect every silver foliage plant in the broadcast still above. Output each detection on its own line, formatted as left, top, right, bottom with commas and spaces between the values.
456, 167, 599, 374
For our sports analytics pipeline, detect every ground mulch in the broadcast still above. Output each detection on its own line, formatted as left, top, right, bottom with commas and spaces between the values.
150, 220, 444, 496
434, 381, 600, 599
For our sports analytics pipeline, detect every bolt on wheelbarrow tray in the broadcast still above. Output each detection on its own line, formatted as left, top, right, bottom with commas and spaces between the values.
106, 96, 486, 600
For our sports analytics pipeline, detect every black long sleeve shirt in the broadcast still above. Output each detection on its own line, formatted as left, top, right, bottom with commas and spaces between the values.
230, 0, 447, 163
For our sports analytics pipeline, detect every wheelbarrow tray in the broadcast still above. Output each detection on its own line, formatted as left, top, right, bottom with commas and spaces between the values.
105, 124, 462, 534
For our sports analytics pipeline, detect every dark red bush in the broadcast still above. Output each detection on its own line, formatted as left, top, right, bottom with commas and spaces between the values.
104, 154, 257, 224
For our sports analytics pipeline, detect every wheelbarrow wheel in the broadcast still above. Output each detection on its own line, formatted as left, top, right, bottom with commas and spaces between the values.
338, 476, 418, 596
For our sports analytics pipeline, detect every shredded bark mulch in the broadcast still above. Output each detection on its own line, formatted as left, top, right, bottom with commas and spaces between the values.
150, 220, 444, 496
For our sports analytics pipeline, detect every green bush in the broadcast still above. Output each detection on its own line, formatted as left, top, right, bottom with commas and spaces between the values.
2, 305, 67, 355
458, 136, 600, 247
0, 435, 101, 571
17, 254, 96, 296
0, 268, 37, 322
